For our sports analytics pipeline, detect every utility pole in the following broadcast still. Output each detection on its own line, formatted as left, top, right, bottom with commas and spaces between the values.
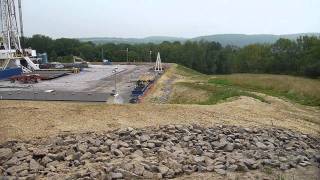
101, 48, 104, 60
149, 51, 152, 63
126, 48, 129, 63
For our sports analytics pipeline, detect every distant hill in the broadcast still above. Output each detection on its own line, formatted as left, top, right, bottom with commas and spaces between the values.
192, 33, 320, 46
79, 33, 320, 47
79, 36, 186, 45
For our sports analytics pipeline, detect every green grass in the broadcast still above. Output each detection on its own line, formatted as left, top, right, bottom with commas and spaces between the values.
208, 79, 232, 86
170, 65, 320, 106
175, 65, 207, 78
277, 174, 286, 180
171, 66, 268, 105
170, 82, 267, 105
208, 75, 320, 106
204, 87, 267, 105
262, 167, 273, 175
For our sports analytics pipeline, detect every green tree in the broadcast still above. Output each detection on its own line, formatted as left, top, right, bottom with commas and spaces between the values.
49, 50, 58, 61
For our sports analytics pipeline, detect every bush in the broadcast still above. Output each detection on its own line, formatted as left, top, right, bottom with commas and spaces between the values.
304, 61, 320, 78
56, 56, 74, 63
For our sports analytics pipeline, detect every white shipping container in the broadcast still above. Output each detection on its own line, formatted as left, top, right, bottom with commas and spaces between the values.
0, 50, 15, 59
31, 50, 37, 57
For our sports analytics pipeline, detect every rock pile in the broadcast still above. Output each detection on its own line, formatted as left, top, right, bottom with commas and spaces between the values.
0, 125, 319, 179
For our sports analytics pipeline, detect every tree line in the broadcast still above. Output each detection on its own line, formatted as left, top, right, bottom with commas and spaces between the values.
21, 35, 320, 78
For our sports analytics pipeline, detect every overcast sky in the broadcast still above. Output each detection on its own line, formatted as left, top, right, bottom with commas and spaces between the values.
22, 0, 320, 38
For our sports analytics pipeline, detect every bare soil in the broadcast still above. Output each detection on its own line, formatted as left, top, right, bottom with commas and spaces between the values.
1, 93, 319, 143
175, 166, 320, 180
1, 64, 320, 179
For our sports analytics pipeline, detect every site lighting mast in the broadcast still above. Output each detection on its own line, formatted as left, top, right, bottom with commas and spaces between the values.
112, 66, 119, 97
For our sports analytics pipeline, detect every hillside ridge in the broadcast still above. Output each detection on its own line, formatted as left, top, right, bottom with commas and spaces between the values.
78, 33, 320, 46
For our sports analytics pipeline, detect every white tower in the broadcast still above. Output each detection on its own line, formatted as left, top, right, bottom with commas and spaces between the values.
0, 0, 39, 72
0, 0, 22, 53
154, 52, 163, 72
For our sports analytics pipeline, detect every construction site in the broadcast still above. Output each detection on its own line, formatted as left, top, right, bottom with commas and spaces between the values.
0, 0, 165, 103
1, 0, 320, 180
0, 63, 164, 103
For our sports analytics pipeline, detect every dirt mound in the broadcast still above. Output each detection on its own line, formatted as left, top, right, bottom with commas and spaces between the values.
1, 95, 320, 143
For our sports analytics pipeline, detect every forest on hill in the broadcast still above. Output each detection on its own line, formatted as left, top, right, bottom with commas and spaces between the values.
79, 33, 320, 46
21, 35, 320, 78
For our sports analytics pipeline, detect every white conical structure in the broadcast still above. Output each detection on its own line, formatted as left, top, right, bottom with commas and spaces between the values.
154, 52, 163, 72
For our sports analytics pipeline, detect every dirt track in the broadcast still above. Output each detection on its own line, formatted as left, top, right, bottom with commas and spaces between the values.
1, 93, 319, 143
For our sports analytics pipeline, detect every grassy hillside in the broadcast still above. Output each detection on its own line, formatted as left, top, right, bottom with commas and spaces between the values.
169, 65, 320, 106
209, 74, 320, 106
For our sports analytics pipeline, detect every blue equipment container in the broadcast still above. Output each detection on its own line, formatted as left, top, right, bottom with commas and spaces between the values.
38, 53, 48, 64
0, 68, 23, 80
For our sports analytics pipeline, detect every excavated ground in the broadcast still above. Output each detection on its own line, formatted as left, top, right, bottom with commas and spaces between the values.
1, 93, 319, 144
1, 65, 320, 179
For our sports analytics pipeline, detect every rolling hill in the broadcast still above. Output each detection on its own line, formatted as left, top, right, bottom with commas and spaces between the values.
192, 33, 320, 46
78, 33, 320, 47
79, 36, 186, 45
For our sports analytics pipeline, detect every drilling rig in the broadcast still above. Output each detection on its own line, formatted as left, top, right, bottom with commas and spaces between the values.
0, 0, 39, 73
